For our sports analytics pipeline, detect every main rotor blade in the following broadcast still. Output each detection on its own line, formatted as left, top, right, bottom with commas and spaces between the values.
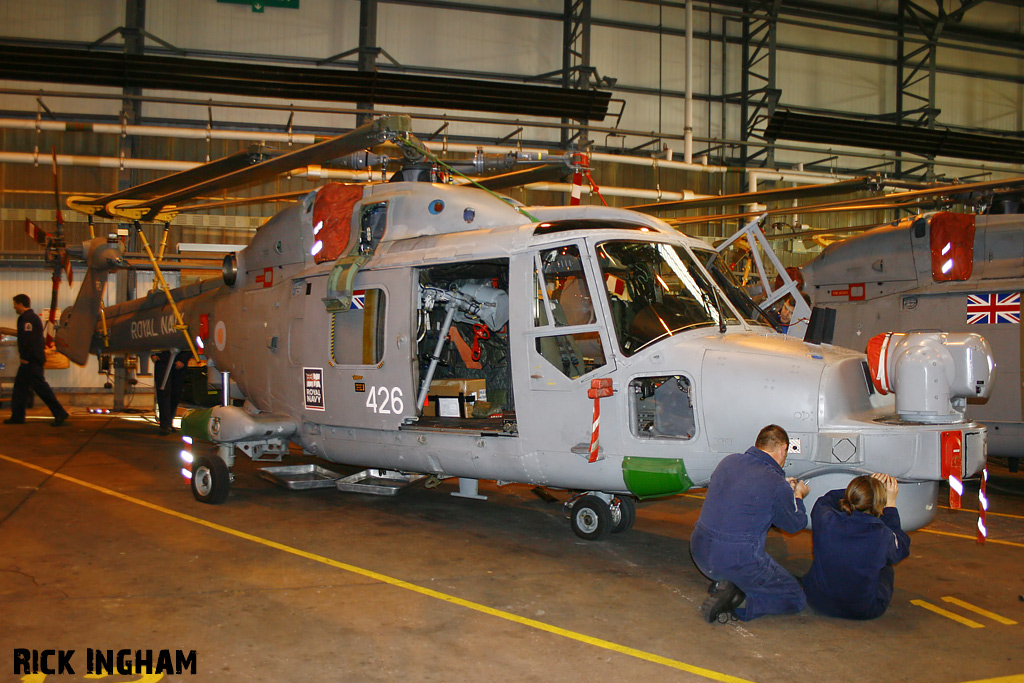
626, 176, 879, 213
667, 198, 931, 228
470, 163, 572, 191
71, 147, 282, 218
84, 115, 411, 221
175, 189, 313, 212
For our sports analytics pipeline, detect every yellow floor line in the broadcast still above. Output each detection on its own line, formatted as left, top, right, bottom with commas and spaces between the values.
958, 675, 1024, 683
919, 528, 1024, 549
910, 599, 985, 628
939, 505, 1024, 521
0, 453, 751, 683
942, 597, 1018, 625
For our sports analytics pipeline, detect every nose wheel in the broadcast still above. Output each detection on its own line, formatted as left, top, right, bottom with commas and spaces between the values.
191, 454, 231, 504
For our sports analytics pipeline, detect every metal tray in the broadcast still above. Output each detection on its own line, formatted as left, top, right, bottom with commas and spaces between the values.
258, 464, 343, 490
336, 469, 425, 496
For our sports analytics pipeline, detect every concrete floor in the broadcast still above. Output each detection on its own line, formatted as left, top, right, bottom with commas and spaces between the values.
1, 405, 1023, 682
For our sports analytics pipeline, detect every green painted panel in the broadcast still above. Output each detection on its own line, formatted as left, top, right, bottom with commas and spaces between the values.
622, 456, 693, 500
180, 407, 214, 442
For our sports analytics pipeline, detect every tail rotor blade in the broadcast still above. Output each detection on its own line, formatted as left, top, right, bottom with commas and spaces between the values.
25, 218, 50, 246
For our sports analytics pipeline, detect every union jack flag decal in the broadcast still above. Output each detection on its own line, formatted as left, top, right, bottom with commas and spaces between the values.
966, 292, 1020, 325
350, 290, 366, 310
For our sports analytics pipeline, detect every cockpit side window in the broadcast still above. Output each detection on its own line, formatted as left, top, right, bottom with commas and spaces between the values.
534, 244, 597, 328
697, 248, 777, 329
532, 244, 607, 379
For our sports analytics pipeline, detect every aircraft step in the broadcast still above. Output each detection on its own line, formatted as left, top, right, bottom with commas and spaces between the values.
336, 469, 426, 496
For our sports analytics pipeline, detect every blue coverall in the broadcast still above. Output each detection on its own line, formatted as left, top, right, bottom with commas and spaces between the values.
689, 446, 807, 621
802, 489, 911, 620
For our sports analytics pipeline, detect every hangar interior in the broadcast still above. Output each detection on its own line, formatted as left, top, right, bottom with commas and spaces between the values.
2, 0, 1024, 394
1, 3, 1023, 682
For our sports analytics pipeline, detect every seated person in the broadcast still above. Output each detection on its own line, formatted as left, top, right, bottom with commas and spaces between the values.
802, 473, 911, 620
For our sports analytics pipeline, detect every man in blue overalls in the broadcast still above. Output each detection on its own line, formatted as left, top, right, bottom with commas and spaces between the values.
690, 424, 809, 622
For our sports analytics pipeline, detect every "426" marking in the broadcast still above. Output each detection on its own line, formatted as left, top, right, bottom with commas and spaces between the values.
364, 386, 404, 415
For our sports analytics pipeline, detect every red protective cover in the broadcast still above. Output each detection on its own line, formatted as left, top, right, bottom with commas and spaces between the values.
930, 212, 975, 281
312, 183, 364, 264
865, 332, 892, 395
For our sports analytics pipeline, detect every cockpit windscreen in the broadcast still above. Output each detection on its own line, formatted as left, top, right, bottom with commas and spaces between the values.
596, 241, 738, 355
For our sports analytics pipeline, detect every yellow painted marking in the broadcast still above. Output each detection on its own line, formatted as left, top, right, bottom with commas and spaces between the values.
942, 597, 1018, 625
958, 675, 1024, 683
910, 599, 985, 628
919, 528, 1024, 549
0, 453, 750, 683
939, 505, 1024, 521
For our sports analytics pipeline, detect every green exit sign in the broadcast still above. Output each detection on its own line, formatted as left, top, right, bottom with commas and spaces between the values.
218, 0, 299, 12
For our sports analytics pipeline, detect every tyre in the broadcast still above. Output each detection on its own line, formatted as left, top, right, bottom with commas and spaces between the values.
191, 454, 230, 504
570, 494, 612, 541
611, 495, 636, 534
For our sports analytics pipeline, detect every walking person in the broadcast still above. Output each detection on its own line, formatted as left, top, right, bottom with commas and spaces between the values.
151, 349, 187, 435
2, 294, 69, 426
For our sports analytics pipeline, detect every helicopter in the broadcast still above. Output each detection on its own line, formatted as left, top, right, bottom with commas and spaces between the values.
637, 174, 1022, 472
52, 114, 995, 540
796, 209, 1023, 468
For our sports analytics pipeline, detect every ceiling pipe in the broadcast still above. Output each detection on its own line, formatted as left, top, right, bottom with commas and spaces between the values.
588, 151, 729, 173
747, 169, 858, 193
0, 151, 196, 172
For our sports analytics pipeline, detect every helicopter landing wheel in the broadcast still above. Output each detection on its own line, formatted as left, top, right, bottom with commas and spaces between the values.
611, 495, 636, 534
570, 494, 612, 541
191, 454, 231, 505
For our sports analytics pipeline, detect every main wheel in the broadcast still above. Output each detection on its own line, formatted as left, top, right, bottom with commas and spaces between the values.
611, 495, 636, 534
191, 454, 231, 504
570, 494, 612, 541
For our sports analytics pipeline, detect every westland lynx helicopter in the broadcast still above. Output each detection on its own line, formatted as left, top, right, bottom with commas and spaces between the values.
799, 209, 1023, 467
55, 115, 994, 540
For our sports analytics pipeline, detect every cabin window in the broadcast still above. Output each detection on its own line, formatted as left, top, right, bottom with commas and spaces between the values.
630, 375, 696, 440
359, 201, 389, 255
534, 333, 607, 379
330, 288, 386, 365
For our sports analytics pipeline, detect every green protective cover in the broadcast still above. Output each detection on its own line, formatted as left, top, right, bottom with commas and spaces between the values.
180, 408, 215, 442
622, 456, 693, 500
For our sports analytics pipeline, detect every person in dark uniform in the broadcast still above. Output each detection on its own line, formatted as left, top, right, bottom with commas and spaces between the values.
690, 424, 810, 622
151, 349, 187, 435
2, 294, 69, 426
802, 473, 910, 620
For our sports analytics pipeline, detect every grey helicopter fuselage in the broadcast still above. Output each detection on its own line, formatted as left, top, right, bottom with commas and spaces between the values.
89, 180, 988, 532
801, 211, 1021, 460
